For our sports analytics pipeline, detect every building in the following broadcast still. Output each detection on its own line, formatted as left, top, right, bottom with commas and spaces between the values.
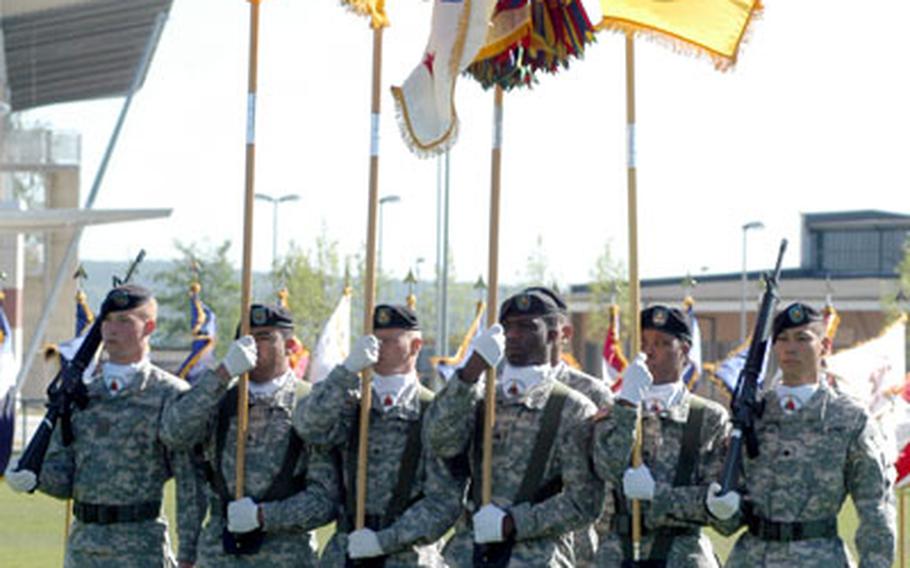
569, 210, 910, 381
1, 0, 173, 400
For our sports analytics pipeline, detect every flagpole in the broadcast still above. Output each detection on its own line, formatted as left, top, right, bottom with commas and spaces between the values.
235, 0, 261, 498
624, 33, 644, 561
355, 23, 385, 530
482, 85, 504, 505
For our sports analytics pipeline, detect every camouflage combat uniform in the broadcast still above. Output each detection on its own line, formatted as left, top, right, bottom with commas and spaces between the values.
294, 365, 463, 567
593, 387, 730, 567
38, 363, 199, 567
719, 381, 896, 567
552, 361, 614, 568
161, 369, 337, 567
425, 368, 602, 567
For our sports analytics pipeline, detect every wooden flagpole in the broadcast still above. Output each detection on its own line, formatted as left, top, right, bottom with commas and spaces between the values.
482, 85, 504, 504
235, 0, 261, 498
624, 33, 644, 561
355, 23, 385, 530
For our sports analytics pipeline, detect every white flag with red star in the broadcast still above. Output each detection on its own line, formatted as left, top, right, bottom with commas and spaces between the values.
391, 0, 496, 157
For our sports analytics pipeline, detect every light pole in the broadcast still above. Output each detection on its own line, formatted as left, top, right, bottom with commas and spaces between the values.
377, 194, 402, 279
740, 220, 765, 342
255, 192, 300, 266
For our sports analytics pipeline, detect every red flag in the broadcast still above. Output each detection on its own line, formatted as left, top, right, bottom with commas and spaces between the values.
288, 336, 310, 381
602, 304, 627, 392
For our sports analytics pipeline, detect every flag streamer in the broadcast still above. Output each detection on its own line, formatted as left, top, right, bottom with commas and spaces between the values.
467, 0, 597, 90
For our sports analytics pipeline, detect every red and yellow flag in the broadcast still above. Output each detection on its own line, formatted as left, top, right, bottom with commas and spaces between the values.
598, 0, 763, 69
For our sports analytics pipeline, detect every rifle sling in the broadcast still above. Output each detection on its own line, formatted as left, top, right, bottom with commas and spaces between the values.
341, 386, 434, 532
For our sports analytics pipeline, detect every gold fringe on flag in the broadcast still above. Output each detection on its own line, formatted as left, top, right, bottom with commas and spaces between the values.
596, 0, 763, 71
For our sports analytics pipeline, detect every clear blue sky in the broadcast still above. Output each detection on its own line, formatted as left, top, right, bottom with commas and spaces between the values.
21, 0, 910, 288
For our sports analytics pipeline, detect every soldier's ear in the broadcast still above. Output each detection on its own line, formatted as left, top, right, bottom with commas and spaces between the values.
143, 318, 156, 337
820, 336, 833, 357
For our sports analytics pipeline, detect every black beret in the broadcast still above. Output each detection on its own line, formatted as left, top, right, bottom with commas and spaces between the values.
772, 302, 822, 340
249, 303, 294, 329
522, 286, 568, 315
641, 305, 691, 343
374, 304, 420, 331
499, 290, 561, 322
101, 284, 152, 315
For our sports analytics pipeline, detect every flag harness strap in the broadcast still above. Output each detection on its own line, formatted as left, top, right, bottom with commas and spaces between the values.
340, 385, 435, 532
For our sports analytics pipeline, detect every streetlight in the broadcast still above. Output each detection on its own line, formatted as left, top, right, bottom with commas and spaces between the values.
377, 194, 401, 278
740, 220, 765, 342
255, 192, 300, 266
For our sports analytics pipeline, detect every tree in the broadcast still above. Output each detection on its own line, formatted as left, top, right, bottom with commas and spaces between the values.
521, 234, 559, 289
586, 241, 630, 343
272, 232, 347, 349
153, 240, 240, 357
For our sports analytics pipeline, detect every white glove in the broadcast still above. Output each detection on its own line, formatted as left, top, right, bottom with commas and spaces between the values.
706, 482, 741, 520
227, 497, 261, 533
471, 324, 505, 367
347, 528, 384, 559
618, 353, 653, 405
622, 465, 655, 501
221, 335, 257, 377
473, 503, 507, 544
4, 459, 37, 493
344, 335, 380, 373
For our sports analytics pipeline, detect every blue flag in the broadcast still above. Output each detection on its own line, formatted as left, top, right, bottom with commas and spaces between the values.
75, 289, 94, 337
176, 286, 216, 384
0, 300, 18, 473
708, 338, 770, 396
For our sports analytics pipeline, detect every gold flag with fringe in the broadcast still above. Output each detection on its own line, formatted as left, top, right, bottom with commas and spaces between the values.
598, 0, 763, 69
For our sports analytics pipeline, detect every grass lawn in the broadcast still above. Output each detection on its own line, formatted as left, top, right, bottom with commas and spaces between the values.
1, 481, 906, 567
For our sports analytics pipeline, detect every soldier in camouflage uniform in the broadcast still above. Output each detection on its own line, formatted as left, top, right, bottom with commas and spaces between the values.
424, 290, 604, 567
593, 305, 730, 567
524, 286, 613, 567
294, 304, 462, 567
161, 304, 338, 567
706, 302, 896, 567
5, 284, 200, 567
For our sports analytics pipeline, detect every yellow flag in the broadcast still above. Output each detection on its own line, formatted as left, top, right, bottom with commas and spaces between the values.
341, 0, 388, 29
598, 0, 762, 69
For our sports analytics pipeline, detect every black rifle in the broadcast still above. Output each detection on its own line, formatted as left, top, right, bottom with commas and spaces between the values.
14, 250, 146, 482
718, 239, 787, 494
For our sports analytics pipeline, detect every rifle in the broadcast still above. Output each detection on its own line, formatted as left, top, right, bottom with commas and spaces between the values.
15, 250, 146, 482
719, 239, 787, 495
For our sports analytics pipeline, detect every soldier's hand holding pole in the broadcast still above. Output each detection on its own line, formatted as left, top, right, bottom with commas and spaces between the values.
617, 354, 652, 406
344, 335, 379, 374
456, 324, 505, 384
220, 336, 257, 379
348, 528, 384, 559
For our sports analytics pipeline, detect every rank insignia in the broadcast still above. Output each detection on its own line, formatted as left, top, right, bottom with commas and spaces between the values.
377, 307, 392, 325
652, 307, 668, 327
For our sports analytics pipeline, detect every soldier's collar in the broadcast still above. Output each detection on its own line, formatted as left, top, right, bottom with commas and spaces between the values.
497, 371, 555, 409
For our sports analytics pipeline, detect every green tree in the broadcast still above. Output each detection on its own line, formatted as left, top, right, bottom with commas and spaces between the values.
272, 233, 347, 349
153, 240, 240, 357
586, 241, 630, 343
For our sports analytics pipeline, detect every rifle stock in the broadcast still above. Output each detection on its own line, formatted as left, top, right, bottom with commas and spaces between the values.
719, 239, 787, 495
14, 250, 145, 482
